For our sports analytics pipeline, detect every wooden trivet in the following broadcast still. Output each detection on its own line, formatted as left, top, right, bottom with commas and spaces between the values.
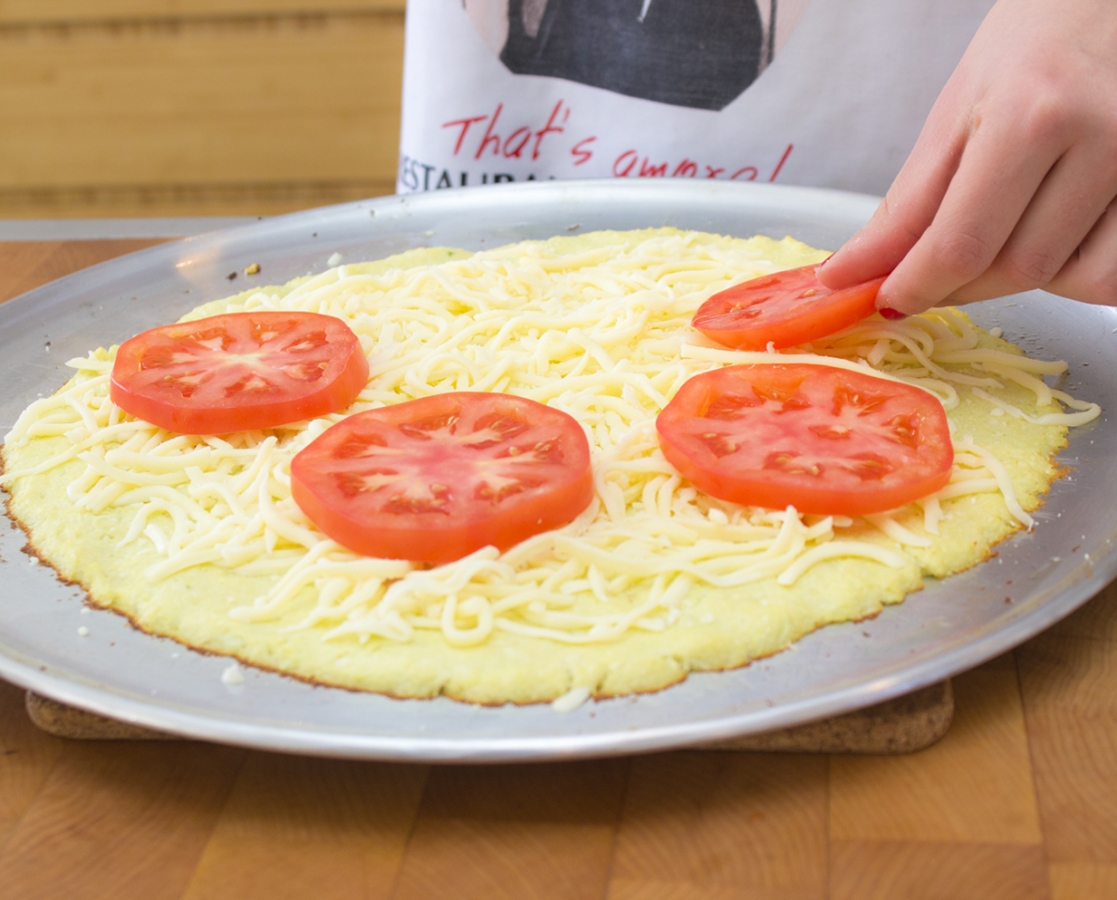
25, 680, 952, 754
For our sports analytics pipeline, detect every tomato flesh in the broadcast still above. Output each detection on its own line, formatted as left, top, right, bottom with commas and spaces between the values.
693, 264, 885, 350
290, 392, 594, 563
110, 311, 369, 434
656, 365, 953, 515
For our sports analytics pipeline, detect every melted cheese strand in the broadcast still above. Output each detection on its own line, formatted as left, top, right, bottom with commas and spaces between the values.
865, 514, 934, 548
971, 387, 1101, 427
778, 542, 906, 587
977, 362, 1054, 407
917, 497, 944, 535
936, 348, 1067, 374
680, 345, 935, 392
954, 435, 1034, 528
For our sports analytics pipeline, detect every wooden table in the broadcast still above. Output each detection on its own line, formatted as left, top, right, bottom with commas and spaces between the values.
1, 239, 1116, 900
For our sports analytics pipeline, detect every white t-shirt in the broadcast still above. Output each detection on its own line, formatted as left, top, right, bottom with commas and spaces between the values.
398, 0, 995, 197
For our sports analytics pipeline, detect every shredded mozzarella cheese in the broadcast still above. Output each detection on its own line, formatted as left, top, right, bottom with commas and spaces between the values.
1, 233, 1097, 648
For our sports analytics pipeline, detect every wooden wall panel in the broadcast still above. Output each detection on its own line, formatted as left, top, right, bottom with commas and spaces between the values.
0, 17, 404, 186
0, 4, 406, 217
0, 1, 406, 25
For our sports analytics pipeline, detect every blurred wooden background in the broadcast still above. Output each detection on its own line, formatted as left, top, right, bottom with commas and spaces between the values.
0, 0, 406, 218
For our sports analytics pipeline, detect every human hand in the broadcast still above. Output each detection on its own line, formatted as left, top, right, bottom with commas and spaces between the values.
816, 0, 1117, 316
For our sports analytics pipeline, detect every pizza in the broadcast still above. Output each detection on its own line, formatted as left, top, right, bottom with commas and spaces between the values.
1, 229, 1098, 705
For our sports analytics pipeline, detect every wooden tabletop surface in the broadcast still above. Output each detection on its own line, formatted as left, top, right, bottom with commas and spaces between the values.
1, 239, 1116, 900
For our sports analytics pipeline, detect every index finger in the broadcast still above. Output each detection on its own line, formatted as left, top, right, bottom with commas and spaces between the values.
817, 87, 965, 291
874, 106, 1064, 315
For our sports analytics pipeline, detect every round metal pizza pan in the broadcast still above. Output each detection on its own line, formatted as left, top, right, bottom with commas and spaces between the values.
0, 179, 1113, 761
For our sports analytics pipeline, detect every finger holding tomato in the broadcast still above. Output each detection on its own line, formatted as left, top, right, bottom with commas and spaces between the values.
817, 0, 1117, 316
692, 264, 885, 350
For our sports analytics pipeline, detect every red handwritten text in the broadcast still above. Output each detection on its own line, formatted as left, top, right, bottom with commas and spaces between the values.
571, 137, 596, 166
442, 101, 574, 162
612, 144, 794, 182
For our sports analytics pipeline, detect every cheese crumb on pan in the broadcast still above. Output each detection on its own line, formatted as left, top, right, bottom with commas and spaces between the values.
1, 229, 1098, 703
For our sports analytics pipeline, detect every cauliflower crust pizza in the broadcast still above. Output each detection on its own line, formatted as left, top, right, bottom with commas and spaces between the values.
0, 229, 1099, 705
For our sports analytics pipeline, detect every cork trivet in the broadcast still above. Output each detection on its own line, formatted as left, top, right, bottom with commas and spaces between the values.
26, 692, 180, 741
702, 680, 954, 754
26, 680, 952, 753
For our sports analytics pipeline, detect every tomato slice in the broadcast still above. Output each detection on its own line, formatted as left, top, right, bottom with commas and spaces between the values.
290, 392, 595, 563
693, 264, 885, 350
656, 364, 953, 516
110, 311, 369, 434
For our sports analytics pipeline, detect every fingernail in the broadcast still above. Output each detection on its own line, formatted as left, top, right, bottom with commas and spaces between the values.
878, 307, 907, 320
817, 254, 832, 268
